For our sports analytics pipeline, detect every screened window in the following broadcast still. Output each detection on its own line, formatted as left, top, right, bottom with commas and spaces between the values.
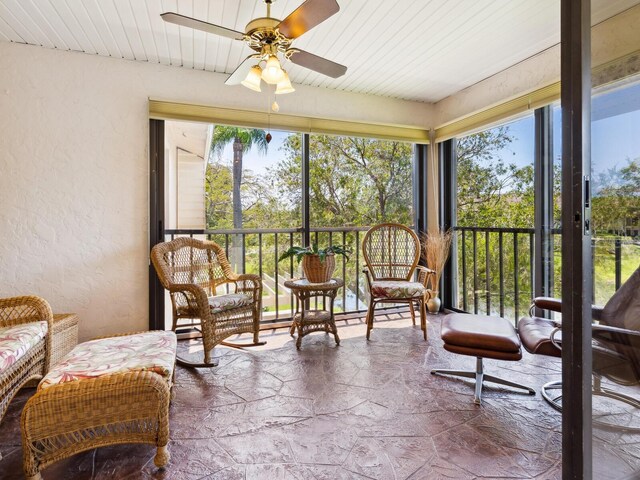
165, 122, 418, 319
453, 115, 535, 318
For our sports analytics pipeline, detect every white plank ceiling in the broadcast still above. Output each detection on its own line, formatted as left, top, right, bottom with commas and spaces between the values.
0, 0, 638, 103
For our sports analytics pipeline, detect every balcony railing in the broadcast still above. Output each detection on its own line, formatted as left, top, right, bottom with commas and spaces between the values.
454, 226, 535, 321
164, 227, 371, 323
453, 226, 639, 323
164, 225, 638, 327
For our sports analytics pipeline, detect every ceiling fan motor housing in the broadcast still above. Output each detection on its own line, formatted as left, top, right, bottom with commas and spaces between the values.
245, 17, 291, 54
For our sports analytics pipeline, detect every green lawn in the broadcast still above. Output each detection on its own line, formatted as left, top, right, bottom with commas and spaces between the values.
553, 239, 639, 305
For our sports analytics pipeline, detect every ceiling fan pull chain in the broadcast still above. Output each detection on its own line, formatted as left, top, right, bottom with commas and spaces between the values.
266, 91, 273, 144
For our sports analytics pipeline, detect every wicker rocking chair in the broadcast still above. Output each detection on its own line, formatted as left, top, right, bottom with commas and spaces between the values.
362, 223, 435, 340
151, 237, 264, 367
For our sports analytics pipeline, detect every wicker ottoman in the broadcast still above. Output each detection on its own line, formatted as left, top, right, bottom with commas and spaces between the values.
21, 331, 177, 480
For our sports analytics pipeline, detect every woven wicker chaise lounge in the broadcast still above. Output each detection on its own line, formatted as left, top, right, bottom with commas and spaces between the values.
0, 296, 53, 424
21, 330, 177, 480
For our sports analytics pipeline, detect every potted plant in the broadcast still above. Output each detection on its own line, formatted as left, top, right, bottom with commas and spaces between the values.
278, 244, 351, 283
421, 229, 453, 313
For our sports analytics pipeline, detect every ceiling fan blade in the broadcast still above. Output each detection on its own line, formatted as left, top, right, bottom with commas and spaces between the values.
225, 56, 258, 85
277, 0, 340, 39
161, 12, 244, 40
288, 49, 347, 78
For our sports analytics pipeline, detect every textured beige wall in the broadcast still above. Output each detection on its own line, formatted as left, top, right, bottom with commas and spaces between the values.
0, 42, 431, 340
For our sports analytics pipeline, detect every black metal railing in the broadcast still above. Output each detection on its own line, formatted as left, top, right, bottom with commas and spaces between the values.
164, 226, 370, 324
453, 226, 638, 323
454, 226, 535, 321
162, 225, 637, 327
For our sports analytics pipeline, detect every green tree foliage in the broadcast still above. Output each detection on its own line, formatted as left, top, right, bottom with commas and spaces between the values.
455, 126, 639, 314
210, 126, 268, 230
208, 126, 268, 271
205, 133, 414, 309
203, 122, 638, 317
456, 126, 537, 228
592, 157, 640, 236
205, 162, 232, 229
205, 162, 273, 229
207, 132, 415, 229
270, 134, 413, 226
588, 157, 640, 303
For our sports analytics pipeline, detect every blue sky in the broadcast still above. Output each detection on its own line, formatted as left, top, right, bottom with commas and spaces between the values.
592, 109, 640, 174
491, 115, 535, 169
213, 129, 294, 175
488, 84, 640, 177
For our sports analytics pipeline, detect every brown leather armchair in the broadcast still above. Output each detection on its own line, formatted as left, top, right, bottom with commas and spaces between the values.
518, 265, 640, 425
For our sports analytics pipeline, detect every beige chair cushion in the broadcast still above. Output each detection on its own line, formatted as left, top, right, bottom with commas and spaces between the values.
0, 321, 47, 372
370, 281, 426, 299
208, 293, 254, 314
40, 331, 177, 390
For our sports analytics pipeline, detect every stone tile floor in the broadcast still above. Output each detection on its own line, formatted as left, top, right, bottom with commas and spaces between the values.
1, 312, 638, 479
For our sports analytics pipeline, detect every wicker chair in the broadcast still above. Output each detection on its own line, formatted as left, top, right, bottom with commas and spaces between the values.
0, 296, 53, 423
362, 223, 435, 340
151, 237, 264, 367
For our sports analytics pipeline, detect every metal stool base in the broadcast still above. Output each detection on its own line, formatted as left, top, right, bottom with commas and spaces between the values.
542, 378, 640, 431
431, 357, 535, 405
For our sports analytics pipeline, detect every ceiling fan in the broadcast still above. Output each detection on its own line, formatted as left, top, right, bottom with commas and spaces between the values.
161, 0, 347, 95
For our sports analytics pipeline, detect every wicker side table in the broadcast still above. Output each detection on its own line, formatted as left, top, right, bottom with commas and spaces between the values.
51, 314, 78, 367
284, 278, 344, 349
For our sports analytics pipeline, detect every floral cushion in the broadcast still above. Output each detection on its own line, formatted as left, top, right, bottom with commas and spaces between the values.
0, 322, 48, 372
39, 331, 177, 390
208, 293, 253, 314
371, 281, 426, 299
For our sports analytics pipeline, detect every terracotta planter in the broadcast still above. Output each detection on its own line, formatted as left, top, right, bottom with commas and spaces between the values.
302, 254, 335, 283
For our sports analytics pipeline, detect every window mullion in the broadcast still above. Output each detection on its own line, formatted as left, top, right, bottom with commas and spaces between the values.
302, 133, 310, 247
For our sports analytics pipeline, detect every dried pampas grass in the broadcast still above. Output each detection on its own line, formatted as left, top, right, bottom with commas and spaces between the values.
421, 229, 453, 287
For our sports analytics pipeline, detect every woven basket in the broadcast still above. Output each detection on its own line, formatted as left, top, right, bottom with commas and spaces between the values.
302, 254, 336, 283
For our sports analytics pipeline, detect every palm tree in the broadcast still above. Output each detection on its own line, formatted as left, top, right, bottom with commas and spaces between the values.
210, 126, 268, 269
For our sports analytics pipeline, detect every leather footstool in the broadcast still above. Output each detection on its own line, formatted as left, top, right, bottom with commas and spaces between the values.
431, 313, 535, 404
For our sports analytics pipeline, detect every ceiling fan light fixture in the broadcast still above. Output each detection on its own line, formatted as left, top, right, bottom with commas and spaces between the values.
262, 55, 284, 84
241, 65, 263, 92
275, 71, 295, 95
